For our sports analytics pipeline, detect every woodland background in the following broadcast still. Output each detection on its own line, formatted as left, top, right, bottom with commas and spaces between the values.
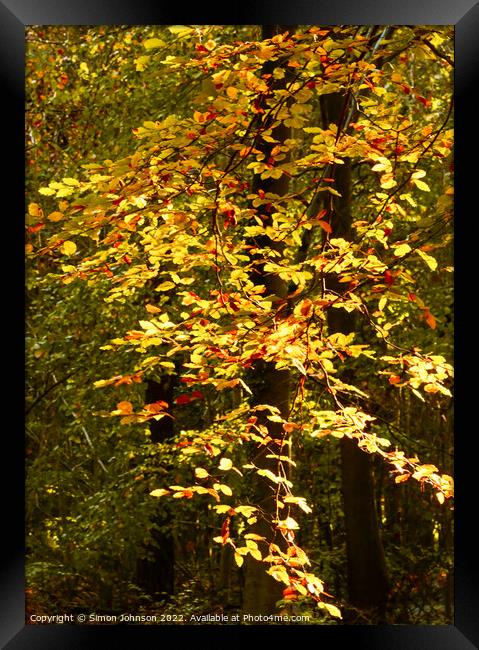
25, 25, 453, 625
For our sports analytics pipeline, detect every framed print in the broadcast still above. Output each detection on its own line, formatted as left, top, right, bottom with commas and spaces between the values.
3, 0, 478, 647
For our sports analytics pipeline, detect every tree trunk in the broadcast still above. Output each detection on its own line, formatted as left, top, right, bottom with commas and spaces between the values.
135, 376, 176, 599
323, 92, 389, 622
242, 24, 293, 618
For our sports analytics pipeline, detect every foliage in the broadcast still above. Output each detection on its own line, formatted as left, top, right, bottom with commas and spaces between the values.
26, 25, 453, 623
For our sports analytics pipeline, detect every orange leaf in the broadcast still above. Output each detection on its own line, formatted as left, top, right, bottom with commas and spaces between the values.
424, 308, 436, 329
317, 219, 332, 234
221, 517, 230, 544
144, 400, 168, 413
145, 303, 162, 314
117, 401, 133, 414
27, 222, 45, 234
389, 375, 401, 385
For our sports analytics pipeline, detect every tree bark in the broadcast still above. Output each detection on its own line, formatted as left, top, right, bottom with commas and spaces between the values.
135, 376, 176, 599
242, 24, 293, 618
323, 92, 389, 622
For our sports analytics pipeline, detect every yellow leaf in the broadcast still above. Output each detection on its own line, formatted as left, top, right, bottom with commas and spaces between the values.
213, 504, 232, 514
219, 458, 233, 471
155, 280, 175, 292
413, 179, 430, 192
195, 467, 209, 479
393, 243, 411, 257
234, 552, 244, 567
411, 169, 426, 180
135, 55, 150, 71
380, 173, 396, 189
39, 187, 55, 196
436, 492, 445, 504
150, 489, 170, 497
143, 38, 165, 49
47, 211, 64, 222
28, 203, 42, 217
215, 483, 232, 496
277, 516, 299, 531
235, 505, 257, 517
416, 249, 438, 271
61, 240, 77, 255
284, 496, 312, 513
318, 602, 342, 619
167, 25, 193, 36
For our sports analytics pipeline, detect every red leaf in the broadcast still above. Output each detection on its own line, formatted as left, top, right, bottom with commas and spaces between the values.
204, 443, 214, 457
221, 517, 230, 544
27, 222, 45, 233
175, 394, 192, 405
384, 270, 394, 286
416, 95, 430, 107
282, 587, 298, 600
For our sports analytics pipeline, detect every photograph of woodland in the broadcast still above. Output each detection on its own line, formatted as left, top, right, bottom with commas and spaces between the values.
26, 25, 453, 625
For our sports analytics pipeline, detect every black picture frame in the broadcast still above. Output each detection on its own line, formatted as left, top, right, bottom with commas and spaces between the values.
4, 0, 478, 647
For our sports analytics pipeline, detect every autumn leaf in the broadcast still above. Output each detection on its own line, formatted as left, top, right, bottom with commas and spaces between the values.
28, 203, 43, 217
47, 211, 64, 222
423, 308, 436, 329
175, 394, 192, 405
234, 552, 244, 567
150, 488, 170, 497
143, 38, 165, 49
61, 240, 77, 255
317, 219, 332, 234
384, 270, 394, 286
218, 458, 233, 471
116, 401, 133, 414
318, 602, 342, 619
